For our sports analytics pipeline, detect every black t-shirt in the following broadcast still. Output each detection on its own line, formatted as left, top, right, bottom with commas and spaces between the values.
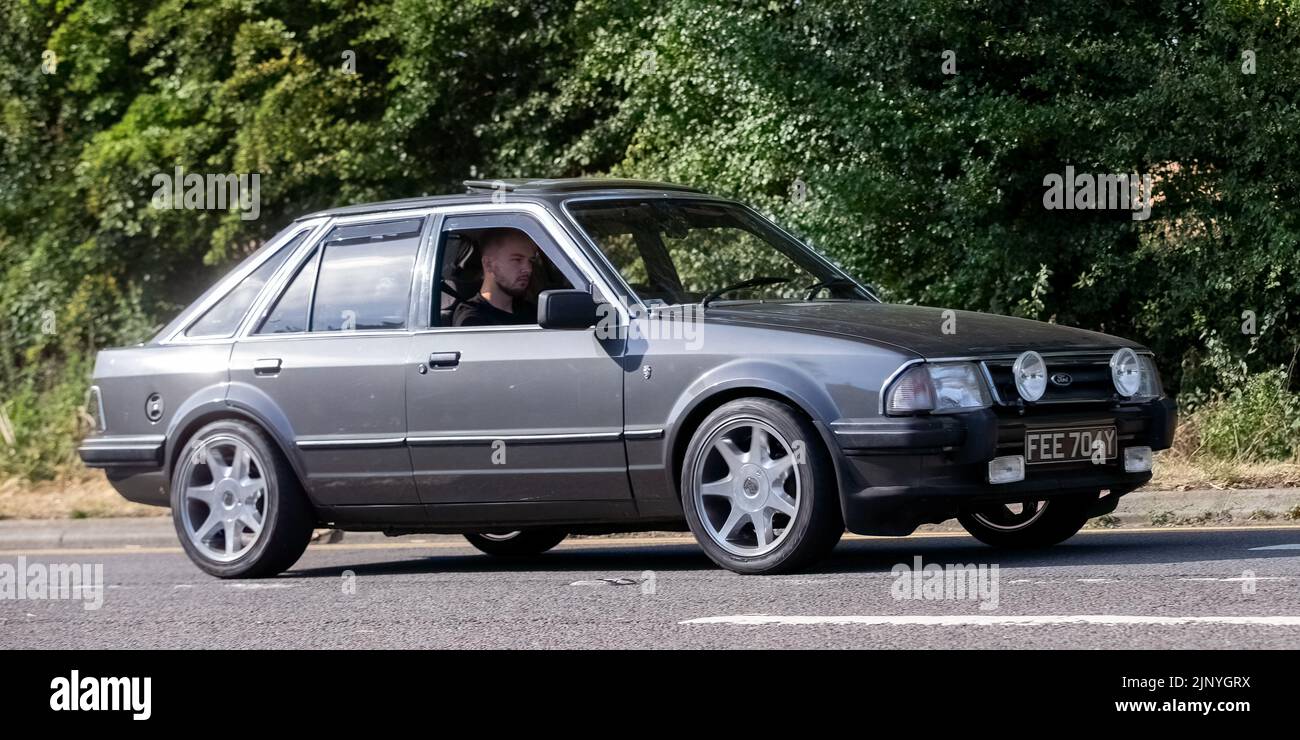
452, 295, 537, 327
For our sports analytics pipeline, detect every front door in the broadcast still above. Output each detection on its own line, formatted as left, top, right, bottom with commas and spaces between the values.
405, 212, 630, 506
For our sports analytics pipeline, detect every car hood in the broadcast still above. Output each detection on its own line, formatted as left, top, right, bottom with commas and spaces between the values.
701, 302, 1143, 358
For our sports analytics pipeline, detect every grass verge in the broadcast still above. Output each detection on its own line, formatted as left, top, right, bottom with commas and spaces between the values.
0, 470, 164, 520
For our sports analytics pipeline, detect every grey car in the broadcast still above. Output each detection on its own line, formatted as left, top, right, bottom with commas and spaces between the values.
78, 178, 1177, 577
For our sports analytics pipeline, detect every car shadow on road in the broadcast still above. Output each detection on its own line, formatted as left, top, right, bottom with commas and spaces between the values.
283, 527, 1300, 579
822, 530, 1300, 574
288, 542, 714, 578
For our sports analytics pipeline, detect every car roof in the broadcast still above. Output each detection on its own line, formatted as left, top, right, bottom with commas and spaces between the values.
295, 178, 706, 221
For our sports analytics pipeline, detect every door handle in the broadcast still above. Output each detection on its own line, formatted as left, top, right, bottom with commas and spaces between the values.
428, 351, 461, 369
253, 358, 282, 376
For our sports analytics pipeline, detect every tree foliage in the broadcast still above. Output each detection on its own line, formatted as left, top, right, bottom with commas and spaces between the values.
2, 0, 1298, 477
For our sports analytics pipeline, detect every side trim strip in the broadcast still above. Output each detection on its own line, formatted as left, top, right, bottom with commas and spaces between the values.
297, 431, 633, 449
80, 435, 167, 446
296, 437, 407, 450
622, 428, 665, 440
407, 432, 622, 446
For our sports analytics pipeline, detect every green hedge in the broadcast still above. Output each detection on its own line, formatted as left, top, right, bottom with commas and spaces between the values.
2, 0, 1299, 479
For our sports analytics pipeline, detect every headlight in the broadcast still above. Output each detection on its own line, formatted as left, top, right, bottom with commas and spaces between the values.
886, 362, 992, 414
1012, 350, 1048, 402
1110, 350, 1161, 400
1110, 348, 1142, 396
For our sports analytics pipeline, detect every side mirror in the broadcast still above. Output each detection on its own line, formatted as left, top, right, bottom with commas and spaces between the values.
538, 289, 597, 330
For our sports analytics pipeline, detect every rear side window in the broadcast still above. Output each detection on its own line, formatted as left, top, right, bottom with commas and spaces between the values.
185, 233, 302, 338
255, 218, 424, 334
310, 218, 423, 332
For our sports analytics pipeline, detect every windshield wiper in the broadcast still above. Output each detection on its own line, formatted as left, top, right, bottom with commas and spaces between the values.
801, 277, 861, 300
700, 277, 790, 309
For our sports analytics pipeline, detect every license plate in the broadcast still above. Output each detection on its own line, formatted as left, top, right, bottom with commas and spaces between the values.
1024, 426, 1116, 464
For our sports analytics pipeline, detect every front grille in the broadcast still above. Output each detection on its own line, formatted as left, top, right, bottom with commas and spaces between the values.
981, 352, 1120, 407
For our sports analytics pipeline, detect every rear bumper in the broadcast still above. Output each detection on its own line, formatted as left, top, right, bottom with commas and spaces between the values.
78, 435, 165, 467
829, 397, 1177, 535
78, 435, 170, 507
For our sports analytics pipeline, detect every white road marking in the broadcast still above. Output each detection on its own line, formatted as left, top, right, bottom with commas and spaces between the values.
681, 615, 1300, 627
569, 577, 642, 587
1248, 544, 1300, 551
1179, 576, 1290, 582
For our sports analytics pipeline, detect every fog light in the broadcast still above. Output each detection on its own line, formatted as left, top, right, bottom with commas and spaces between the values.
1124, 446, 1153, 473
988, 455, 1025, 484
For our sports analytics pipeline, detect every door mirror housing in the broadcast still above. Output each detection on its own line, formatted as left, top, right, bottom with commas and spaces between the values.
538, 289, 598, 330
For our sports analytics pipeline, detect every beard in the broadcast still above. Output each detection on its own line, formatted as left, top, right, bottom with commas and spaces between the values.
499, 279, 530, 299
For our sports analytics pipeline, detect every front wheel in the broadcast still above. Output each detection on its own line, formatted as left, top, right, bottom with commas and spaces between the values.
464, 529, 567, 557
680, 398, 843, 575
958, 497, 1091, 548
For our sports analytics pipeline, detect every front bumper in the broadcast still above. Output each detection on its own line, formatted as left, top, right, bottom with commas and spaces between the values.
828, 397, 1177, 535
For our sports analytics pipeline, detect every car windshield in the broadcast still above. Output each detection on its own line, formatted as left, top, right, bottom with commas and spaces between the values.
566, 198, 873, 306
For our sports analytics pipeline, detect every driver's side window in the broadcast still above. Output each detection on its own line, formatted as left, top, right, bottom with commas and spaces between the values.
435, 215, 582, 328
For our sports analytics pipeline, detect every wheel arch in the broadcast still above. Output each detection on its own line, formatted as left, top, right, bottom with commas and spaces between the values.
664, 372, 848, 509
163, 386, 308, 496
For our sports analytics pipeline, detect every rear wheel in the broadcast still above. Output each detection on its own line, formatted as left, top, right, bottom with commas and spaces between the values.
680, 398, 843, 574
464, 529, 567, 557
958, 497, 1091, 548
170, 419, 314, 578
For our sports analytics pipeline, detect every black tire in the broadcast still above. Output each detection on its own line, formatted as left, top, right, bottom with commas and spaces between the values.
680, 398, 843, 575
170, 419, 315, 578
464, 529, 568, 557
958, 496, 1092, 548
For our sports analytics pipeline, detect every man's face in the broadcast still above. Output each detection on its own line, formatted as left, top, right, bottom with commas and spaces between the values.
483, 234, 536, 297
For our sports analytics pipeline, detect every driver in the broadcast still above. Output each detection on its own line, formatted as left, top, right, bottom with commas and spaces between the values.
453, 229, 540, 326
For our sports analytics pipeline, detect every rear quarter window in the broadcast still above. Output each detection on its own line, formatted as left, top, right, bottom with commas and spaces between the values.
257, 247, 319, 335
185, 233, 303, 338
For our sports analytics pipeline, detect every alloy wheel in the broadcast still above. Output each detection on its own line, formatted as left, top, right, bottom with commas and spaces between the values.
692, 419, 802, 557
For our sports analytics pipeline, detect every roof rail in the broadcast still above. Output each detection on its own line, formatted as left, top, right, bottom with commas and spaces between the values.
462, 177, 703, 194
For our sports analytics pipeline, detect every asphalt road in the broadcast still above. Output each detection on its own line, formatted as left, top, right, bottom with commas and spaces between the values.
4, 527, 1300, 649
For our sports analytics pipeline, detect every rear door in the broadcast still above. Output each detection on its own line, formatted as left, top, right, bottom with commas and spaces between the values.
229, 215, 431, 508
